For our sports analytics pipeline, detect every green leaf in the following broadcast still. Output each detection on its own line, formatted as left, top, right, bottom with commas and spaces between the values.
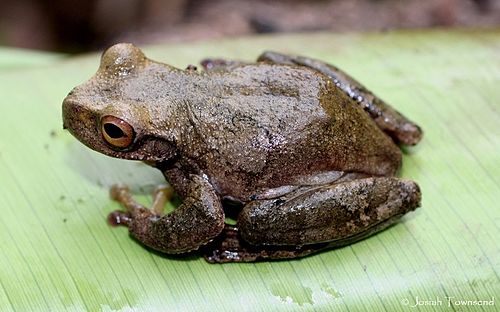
0, 48, 63, 71
0, 30, 499, 311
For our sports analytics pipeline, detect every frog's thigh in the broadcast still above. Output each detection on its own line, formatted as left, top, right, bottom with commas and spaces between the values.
258, 51, 422, 145
238, 177, 421, 246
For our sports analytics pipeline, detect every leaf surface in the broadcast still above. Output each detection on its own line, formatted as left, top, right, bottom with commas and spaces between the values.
0, 30, 499, 311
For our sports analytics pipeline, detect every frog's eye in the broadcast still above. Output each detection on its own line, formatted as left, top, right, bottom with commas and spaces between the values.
100, 115, 135, 149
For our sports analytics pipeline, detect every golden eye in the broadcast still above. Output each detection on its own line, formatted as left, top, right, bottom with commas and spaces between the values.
100, 115, 135, 149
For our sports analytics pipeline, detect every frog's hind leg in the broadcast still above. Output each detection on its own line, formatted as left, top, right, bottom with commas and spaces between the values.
203, 177, 420, 263
258, 51, 423, 145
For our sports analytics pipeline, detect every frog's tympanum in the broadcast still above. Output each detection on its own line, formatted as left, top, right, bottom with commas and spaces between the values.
62, 43, 422, 263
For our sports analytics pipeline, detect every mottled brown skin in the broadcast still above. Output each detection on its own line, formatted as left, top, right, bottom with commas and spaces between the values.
62, 43, 422, 263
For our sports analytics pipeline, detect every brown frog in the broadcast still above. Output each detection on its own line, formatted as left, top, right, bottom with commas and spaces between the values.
62, 43, 422, 263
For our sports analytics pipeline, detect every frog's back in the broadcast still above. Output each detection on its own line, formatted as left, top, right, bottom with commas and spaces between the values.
184, 64, 401, 199
200, 64, 335, 139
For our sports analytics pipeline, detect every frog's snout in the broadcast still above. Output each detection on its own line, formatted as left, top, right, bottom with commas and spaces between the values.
62, 95, 96, 144
99, 43, 148, 77
62, 96, 79, 130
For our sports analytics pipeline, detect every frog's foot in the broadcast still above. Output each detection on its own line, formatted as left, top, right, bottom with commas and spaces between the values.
107, 184, 174, 227
202, 225, 329, 263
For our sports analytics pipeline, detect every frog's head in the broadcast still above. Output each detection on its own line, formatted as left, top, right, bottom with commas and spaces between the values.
62, 43, 180, 164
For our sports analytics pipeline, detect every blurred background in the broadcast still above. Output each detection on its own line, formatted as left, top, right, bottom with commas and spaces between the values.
0, 0, 499, 53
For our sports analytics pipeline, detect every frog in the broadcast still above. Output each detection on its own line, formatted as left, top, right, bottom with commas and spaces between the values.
62, 43, 422, 263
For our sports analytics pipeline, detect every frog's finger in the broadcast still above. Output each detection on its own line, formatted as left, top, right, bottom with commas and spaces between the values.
151, 184, 174, 215
109, 184, 147, 214
258, 51, 423, 146
107, 210, 132, 227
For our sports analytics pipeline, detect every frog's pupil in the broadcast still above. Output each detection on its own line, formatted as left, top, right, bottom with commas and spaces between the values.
104, 123, 125, 138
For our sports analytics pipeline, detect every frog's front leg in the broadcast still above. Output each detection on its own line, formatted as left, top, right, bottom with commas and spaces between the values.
204, 177, 420, 263
109, 175, 225, 254
258, 51, 423, 146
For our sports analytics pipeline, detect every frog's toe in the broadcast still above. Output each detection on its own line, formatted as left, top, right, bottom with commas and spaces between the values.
108, 184, 159, 219
107, 210, 132, 227
107, 206, 155, 226
200, 58, 247, 72
201, 224, 325, 263
202, 225, 248, 263
200, 58, 225, 71
109, 184, 130, 201
202, 225, 265, 263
